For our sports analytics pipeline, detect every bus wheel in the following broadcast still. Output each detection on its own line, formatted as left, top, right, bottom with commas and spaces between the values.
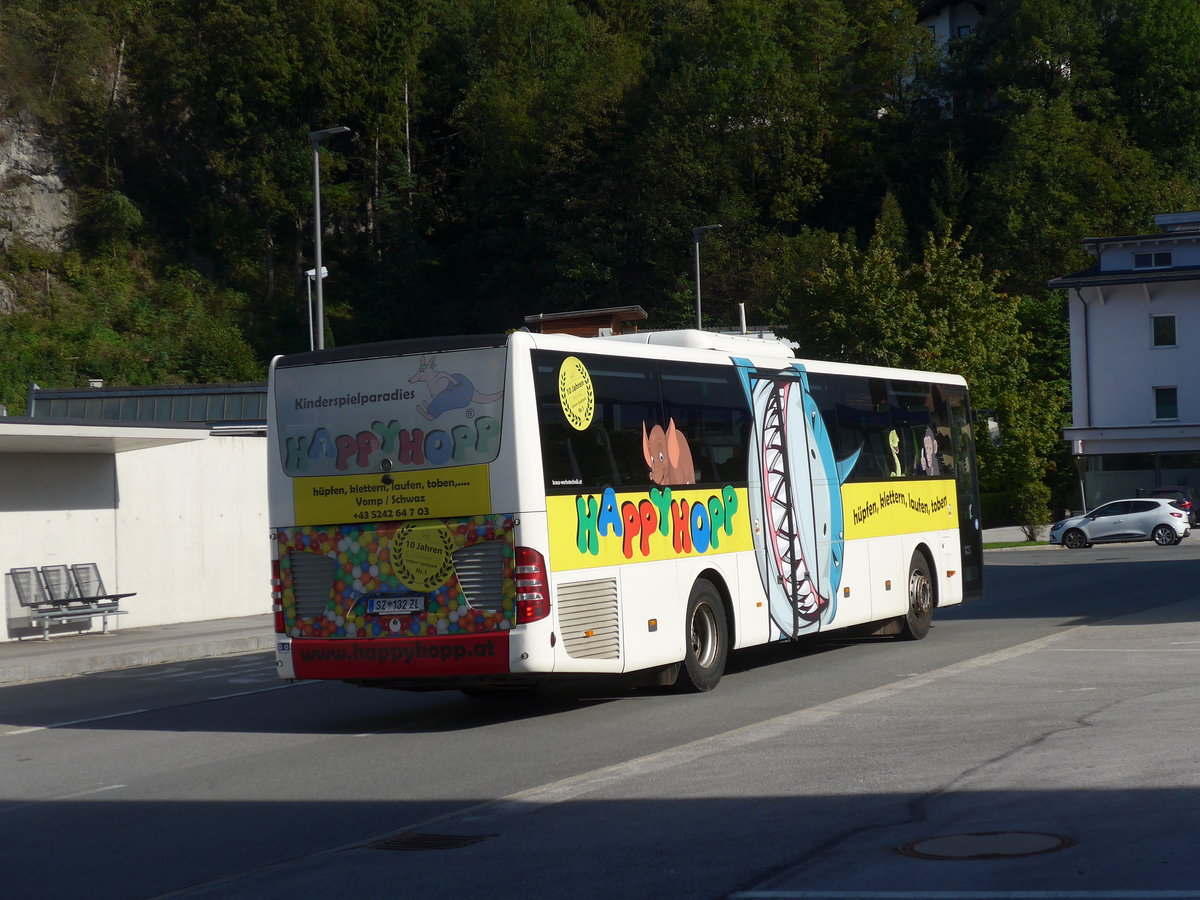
679, 580, 728, 692
897, 553, 933, 641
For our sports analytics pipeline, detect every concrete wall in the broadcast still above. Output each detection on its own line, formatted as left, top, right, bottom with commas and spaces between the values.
3, 435, 267, 639
2, 453, 120, 639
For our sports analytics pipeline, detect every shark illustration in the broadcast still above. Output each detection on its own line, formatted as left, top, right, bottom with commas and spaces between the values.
737, 361, 858, 638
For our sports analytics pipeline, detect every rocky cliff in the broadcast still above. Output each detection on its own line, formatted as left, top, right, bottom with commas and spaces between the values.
0, 109, 76, 310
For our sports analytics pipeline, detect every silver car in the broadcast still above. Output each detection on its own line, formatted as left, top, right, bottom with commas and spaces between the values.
1049, 498, 1190, 549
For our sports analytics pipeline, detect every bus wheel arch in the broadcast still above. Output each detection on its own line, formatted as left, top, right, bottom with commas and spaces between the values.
897, 545, 936, 641
703, 569, 736, 649
677, 574, 731, 692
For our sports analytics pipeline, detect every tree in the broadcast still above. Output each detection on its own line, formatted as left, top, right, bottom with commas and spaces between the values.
770, 213, 1061, 533
969, 95, 1170, 297
1103, 0, 1200, 179
129, 0, 320, 350
623, 0, 856, 328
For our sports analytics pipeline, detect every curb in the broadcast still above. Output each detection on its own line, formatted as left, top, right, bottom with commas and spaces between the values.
983, 543, 1057, 553
0, 633, 276, 686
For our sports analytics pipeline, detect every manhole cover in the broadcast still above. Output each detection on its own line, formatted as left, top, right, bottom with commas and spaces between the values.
366, 832, 493, 851
898, 831, 1073, 860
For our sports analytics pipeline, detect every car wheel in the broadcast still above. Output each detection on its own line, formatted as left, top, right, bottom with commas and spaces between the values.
1153, 524, 1178, 546
677, 579, 728, 692
896, 553, 934, 641
1062, 528, 1089, 550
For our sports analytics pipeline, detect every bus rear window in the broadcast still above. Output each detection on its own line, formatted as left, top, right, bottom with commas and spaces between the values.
274, 347, 507, 477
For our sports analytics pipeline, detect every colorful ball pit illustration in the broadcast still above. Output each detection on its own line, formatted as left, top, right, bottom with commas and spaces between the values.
278, 515, 516, 639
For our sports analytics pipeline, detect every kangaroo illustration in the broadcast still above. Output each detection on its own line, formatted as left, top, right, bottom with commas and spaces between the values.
408, 356, 503, 421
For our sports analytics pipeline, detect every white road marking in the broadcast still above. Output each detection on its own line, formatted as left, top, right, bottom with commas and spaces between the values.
0, 783, 126, 815
2, 682, 311, 736
148, 615, 1196, 897
1051, 648, 1200, 652
3, 708, 149, 736
374, 626, 1095, 833
206, 683, 308, 701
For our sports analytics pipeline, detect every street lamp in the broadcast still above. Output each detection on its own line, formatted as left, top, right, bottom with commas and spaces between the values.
304, 267, 327, 351
309, 126, 351, 350
692, 224, 722, 331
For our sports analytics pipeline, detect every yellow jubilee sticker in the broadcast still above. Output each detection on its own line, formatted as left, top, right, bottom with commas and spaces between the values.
558, 356, 594, 431
391, 522, 455, 592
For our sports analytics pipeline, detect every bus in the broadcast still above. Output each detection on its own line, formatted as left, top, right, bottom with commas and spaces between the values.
268, 329, 982, 693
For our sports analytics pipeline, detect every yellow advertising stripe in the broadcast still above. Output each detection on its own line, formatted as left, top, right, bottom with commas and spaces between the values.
548, 486, 753, 571
842, 479, 956, 540
292, 465, 491, 526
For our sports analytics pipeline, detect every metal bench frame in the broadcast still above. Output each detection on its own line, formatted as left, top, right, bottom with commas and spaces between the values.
9, 565, 134, 640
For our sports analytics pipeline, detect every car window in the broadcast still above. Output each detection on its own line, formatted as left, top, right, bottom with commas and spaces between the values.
1092, 502, 1130, 518
1130, 500, 1159, 513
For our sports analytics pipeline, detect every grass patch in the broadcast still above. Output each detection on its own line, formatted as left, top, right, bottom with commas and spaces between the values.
983, 540, 1049, 550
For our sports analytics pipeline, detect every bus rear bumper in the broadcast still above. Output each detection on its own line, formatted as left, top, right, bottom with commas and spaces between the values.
284, 632, 510, 681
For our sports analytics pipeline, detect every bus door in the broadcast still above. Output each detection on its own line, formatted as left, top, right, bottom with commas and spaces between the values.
942, 385, 983, 600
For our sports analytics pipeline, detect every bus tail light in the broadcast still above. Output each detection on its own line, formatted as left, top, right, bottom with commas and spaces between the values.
271, 557, 285, 634
515, 546, 550, 623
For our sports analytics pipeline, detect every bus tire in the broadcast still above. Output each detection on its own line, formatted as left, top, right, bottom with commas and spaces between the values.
678, 579, 728, 692
897, 552, 933, 641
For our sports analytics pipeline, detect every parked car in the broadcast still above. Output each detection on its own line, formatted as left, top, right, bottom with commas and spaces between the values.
1049, 498, 1190, 549
1149, 485, 1200, 527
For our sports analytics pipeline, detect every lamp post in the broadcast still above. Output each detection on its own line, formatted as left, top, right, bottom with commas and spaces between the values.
309, 126, 350, 350
304, 267, 327, 351
692, 224, 722, 331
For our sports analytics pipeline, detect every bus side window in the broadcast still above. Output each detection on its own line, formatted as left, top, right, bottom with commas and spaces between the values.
829, 376, 894, 481
932, 385, 957, 477
660, 360, 752, 487
539, 420, 582, 481
576, 428, 620, 486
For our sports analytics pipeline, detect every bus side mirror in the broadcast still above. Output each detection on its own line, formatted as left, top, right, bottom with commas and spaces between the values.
974, 409, 1001, 447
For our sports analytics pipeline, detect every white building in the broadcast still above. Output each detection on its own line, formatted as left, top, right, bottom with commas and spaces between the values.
918, 0, 992, 46
1049, 212, 1200, 507
1, 384, 269, 641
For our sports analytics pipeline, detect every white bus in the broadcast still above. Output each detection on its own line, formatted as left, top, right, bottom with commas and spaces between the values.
268, 329, 982, 692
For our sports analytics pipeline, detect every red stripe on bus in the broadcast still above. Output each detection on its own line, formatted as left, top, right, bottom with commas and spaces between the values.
291, 633, 510, 678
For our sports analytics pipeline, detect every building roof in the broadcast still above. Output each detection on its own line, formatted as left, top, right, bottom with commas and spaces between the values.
0, 420, 210, 455
1048, 263, 1200, 291
26, 381, 267, 427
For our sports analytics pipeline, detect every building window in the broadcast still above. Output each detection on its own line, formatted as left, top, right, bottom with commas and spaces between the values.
956, 25, 973, 37
1152, 314, 1177, 347
1155, 387, 1179, 420
1134, 251, 1172, 269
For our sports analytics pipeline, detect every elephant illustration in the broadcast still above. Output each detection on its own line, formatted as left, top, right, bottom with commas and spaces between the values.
642, 418, 696, 486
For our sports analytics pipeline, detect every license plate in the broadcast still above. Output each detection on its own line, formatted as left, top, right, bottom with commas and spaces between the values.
366, 594, 425, 615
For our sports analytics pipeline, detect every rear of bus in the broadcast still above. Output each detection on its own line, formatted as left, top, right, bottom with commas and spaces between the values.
268, 334, 554, 689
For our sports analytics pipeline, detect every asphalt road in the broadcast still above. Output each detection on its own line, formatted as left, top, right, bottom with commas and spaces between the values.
3, 542, 1200, 899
